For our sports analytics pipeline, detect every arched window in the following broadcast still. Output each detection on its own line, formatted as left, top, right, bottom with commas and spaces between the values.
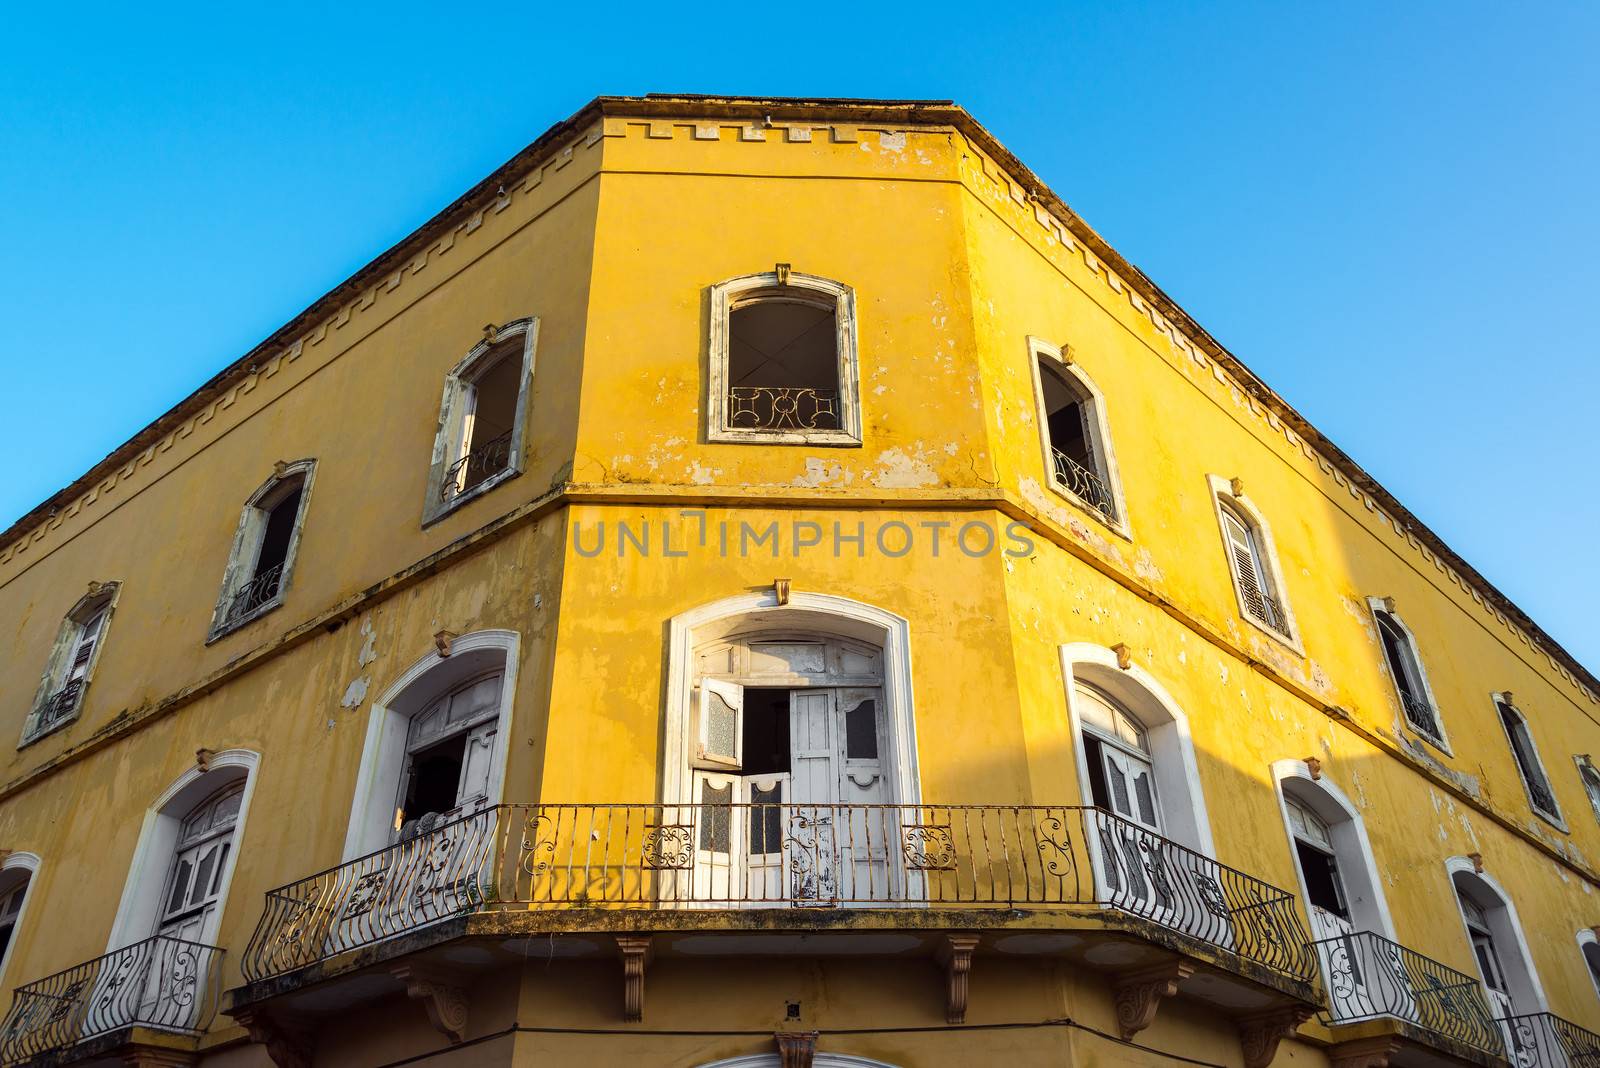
1209, 478, 1296, 644
1369, 601, 1447, 749
1076, 683, 1158, 832
1448, 861, 1546, 1018
1576, 756, 1600, 828
1494, 695, 1561, 825
1029, 338, 1124, 530
1578, 928, 1600, 1004
707, 271, 861, 445
22, 582, 119, 744
0, 854, 40, 990
157, 782, 243, 944
208, 461, 315, 641
422, 319, 538, 523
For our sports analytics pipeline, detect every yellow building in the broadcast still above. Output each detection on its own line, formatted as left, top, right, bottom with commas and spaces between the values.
0, 95, 1596, 1068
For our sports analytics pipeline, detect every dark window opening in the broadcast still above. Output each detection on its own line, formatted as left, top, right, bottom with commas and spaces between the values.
749, 779, 783, 855
700, 779, 732, 852
402, 733, 467, 828
1040, 362, 1115, 520
1498, 701, 1557, 815
727, 298, 840, 432
1082, 735, 1112, 810
254, 482, 302, 581
459, 347, 522, 493
845, 698, 878, 759
741, 689, 791, 776
1295, 840, 1348, 918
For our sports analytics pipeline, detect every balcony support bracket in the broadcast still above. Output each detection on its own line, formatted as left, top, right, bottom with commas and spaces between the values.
617, 935, 653, 1022
1328, 1035, 1404, 1068
775, 1030, 819, 1068
235, 1009, 314, 1068
392, 962, 470, 1044
1112, 958, 1195, 1040
1238, 1005, 1314, 1068
937, 933, 981, 1024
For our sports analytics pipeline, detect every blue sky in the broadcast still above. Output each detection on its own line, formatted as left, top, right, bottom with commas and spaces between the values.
2, 4, 1596, 668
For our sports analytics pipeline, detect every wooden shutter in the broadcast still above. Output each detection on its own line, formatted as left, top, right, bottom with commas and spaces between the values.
67, 608, 107, 683
695, 679, 743, 771
1101, 747, 1160, 832
1222, 509, 1268, 621
456, 720, 497, 809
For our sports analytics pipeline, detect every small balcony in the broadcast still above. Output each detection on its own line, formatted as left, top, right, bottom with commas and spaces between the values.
1050, 447, 1117, 523
440, 430, 514, 502
223, 562, 284, 627
35, 679, 84, 734
1315, 931, 1505, 1066
1501, 1012, 1600, 1068
0, 935, 223, 1066
727, 386, 840, 433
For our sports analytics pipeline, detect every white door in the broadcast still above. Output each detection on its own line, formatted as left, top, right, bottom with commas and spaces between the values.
787, 690, 840, 904
1096, 744, 1177, 921
689, 771, 792, 904
836, 689, 893, 902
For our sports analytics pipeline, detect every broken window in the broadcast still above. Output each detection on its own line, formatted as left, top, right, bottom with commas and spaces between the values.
423, 319, 537, 523
1373, 607, 1444, 745
1497, 698, 1560, 822
209, 462, 315, 640
708, 271, 860, 445
1217, 497, 1292, 639
1036, 350, 1119, 524
22, 584, 118, 744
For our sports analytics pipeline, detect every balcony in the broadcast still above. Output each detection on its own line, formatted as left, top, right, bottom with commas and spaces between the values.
1314, 931, 1505, 1065
1050, 447, 1118, 523
0, 936, 223, 1066
1502, 1012, 1600, 1068
223, 562, 284, 627
440, 430, 514, 502
727, 386, 840, 432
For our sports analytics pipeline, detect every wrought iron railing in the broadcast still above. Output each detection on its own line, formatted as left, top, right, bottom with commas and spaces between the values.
1398, 689, 1442, 740
1050, 448, 1117, 522
38, 679, 84, 730
1242, 587, 1291, 636
727, 387, 840, 432
1313, 931, 1504, 1057
241, 803, 1315, 986
1502, 1012, 1600, 1068
225, 562, 284, 624
0, 936, 223, 1064
441, 431, 514, 501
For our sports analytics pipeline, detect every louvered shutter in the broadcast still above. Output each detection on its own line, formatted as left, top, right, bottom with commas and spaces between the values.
1222, 510, 1268, 621
67, 608, 107, 683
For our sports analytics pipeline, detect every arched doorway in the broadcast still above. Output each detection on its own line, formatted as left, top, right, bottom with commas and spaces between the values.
1446, 859, 1546, 1021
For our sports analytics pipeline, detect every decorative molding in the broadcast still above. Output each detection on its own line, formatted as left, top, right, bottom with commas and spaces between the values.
392, 962, 470, 1043
617, 935, 652, 1022
1111, 959, 1194, 1040
937, 933, 980, 1024
1237, 1006, 1313, 1068
235, 1009, 314, 1068
775, 1031, 819, 1068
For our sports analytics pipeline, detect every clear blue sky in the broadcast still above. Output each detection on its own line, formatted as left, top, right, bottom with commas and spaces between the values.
2, 4, 1596, 668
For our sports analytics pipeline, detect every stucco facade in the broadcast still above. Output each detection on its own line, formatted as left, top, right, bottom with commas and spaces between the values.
0, 96, 1595, 1068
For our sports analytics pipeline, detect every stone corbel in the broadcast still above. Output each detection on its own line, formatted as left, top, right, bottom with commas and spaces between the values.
937, 933, 980, 1024
616, 935, 653, 1022
391, 962, 470, 1044
1328, 1035, 1403, 1068
235, 1009, 314, 1068
1111, 959, 1194, 1040
1237, 1006, 1314, 1068
775, 1030, 818, 1068
116, 1049, 199, 1067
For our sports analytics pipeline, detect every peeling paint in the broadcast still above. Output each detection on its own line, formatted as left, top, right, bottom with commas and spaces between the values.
340, 676, 370, 710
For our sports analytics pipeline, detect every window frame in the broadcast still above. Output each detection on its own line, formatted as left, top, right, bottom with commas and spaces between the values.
421, 318, 539, 525
207, 460, 316, 643
1493, 693, 1565, 830
1206, 476, 1302, 651
21, 582, 120, 746
1367, 599, 1451, 755
1575, 755, 1600, 828
1026, 337, 1129, 537
1578, 928, 1600, 1005
0, 853, 41, 993
706, 270, 861, 447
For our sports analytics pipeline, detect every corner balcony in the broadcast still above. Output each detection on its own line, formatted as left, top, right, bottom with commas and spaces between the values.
226, 803, 1321, 1061
1314, 930, 1507, 1067
1501, 1012, 1600, 1068
0, 935, 223, 1066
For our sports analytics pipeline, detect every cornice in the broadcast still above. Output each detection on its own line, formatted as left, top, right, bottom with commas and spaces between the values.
2, 93, 1594, 707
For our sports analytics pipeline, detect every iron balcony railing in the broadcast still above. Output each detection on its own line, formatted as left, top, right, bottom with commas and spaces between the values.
241, 803, 1315, 986
225, 562, 284, 625
1241, 587, 1291, 637
1501, 1012, 1600, 1068
1050, 448, 1117, 523
441, 430, 514, 501
0, 936, 223, 1065
38, 679, 84, 730
1313, 931, 1504, 1057
727, 386, 840, 432
1398, 689, 1443, 741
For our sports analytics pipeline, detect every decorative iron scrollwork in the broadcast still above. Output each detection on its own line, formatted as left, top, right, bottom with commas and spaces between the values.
728, 387, 840, 431
902, 824, 958, 871
642, 825, 694, 869
1035, 816, 1077, 878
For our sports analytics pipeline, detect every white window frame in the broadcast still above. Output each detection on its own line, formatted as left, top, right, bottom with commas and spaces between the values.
1270, 760, 1397, 941
1493, 693, 1565, 830
706, 271, 861, 447
1367, 599, 1450, 754
1026, 337, 1129, 537
1444, 858, 1549, 1015
207, 460, 316, 642
421, 318, 539, 526
21, 583, 120, 746
1575, 755, 1600, 828
0, 852, 42, 993
1207, 475, 1302, 651
1578, 928, 1600, 1005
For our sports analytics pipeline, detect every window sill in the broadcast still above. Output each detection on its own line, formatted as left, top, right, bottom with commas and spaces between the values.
1404, 725, 1454, 760
17, 715, 76, 751
422, 465, 521, 528
708, 428, 861, 448
1530, 805, 1569, 835
1237, 608, 1304, 657
1044, 477, 1131, 541
206, 596, 284, 645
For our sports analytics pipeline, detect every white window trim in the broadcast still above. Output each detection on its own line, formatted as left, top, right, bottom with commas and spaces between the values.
207, 460, 317, 642
0, 852, 42, 992
663, 593, 916, 810
1578, 927, 1600, 1005
706, 271, 861, 447
1367, 598, 1451, 756
1060, 643, 1216, 858
1026, 336, 1130, 538
1493, 692, 1566, 831
1206, 475, 1303, 653
106, 750, 260, 952
421, 318, 539, 526
1270, 759, 1397, 942
21, 582, 120, 747
1444, 856, 1549, 1014
1575, 755, 1600, 828
341, 629, 520, 860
